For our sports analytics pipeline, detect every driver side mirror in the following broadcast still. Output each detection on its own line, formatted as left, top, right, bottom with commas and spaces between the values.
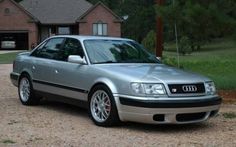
68, 55, 86, 64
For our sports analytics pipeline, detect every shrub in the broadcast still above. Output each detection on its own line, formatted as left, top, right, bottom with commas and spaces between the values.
162, 56, 178, 67
179, 36, 192, 55
142, 30, 156, 53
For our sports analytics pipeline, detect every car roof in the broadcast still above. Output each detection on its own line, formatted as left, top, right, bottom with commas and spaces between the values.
49, 35, 133, 42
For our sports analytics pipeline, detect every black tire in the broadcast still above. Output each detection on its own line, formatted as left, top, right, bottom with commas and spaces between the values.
18, 74, 41, 105
88, 85, 120, 127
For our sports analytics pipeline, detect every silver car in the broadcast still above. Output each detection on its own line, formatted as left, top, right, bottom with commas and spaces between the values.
10, 35, 221, 126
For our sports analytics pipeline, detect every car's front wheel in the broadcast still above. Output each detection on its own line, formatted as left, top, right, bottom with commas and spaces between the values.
89, 85, 120, 126
18, 74, 40, 105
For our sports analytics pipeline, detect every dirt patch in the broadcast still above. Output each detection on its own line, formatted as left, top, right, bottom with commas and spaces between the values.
1, 64, 236, 147
218, 90, 236, 104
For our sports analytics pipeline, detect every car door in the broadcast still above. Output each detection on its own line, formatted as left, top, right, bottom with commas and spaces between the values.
30, 37, 65, 93
49, 38, 90, 101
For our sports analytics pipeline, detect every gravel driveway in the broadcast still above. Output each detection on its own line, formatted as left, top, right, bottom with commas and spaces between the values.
0, 64, 236, 147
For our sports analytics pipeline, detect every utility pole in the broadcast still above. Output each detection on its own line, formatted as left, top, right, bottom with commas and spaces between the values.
155, 0, 164, 58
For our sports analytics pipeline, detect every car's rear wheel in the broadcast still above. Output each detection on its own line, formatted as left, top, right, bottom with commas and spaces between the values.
18, 74, 40, 105
89, 85, 120, 126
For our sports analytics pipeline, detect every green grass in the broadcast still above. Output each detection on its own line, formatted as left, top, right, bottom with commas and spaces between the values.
1, 139, 16, 144
163, 39, 236, 90
0, 52, 22, 64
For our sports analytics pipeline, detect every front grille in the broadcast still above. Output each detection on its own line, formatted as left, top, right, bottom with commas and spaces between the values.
176, 112, 206, 122
168, 83, 205, 95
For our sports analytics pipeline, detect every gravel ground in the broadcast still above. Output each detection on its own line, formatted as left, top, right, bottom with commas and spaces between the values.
0, 64, 236, 147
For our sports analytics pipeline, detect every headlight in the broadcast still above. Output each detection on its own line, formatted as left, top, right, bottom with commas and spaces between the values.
131, 83, 166, 96
205, 81, 216, 95
130, 83, 145, 95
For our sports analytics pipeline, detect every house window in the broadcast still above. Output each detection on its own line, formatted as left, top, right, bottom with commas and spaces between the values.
58, 27, 71, 35
93, 22, 107, 36
4, 8, 10, 15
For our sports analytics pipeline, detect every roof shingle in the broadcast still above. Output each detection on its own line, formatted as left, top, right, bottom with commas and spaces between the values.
20, 0, 92, 24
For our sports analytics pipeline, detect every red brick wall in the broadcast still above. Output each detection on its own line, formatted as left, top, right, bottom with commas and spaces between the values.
79, 5, 121, 37
0, 0, 38, 49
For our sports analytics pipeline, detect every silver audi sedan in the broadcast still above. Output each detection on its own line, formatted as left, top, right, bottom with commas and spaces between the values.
10, 35, 221, 126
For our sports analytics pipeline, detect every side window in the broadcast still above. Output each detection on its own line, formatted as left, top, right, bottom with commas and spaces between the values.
31, 38, 64, 60
57, 38, 84, 61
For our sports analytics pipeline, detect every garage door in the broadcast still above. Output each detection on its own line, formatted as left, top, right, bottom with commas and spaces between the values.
0, 32, 28, 50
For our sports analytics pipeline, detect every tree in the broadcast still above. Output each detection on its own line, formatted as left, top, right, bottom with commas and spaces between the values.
14, 0, 23, 2
87, 0, 121, 11
118, 0, 156, 42
156, 0, 236, 50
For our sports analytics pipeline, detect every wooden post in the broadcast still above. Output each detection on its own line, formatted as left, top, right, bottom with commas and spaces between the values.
156, 0, 164, 58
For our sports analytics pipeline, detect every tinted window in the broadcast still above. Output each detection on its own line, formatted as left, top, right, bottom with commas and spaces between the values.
31, 38, 64, 59
57, 38, 84, 61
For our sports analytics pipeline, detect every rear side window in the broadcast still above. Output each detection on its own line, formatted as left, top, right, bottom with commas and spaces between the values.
57, 38, 84, 61
31, 38, 64, 60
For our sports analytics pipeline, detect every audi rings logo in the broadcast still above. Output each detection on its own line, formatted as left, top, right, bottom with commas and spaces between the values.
182, 85, 197, 92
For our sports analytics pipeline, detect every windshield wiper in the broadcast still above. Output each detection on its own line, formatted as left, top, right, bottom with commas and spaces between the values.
94, 61, 117, 64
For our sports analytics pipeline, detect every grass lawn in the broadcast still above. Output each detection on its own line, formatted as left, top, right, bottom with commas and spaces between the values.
0, 52, 22, 64
163, 39, 236, 90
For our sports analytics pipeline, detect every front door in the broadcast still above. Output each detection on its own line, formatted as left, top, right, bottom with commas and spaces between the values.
50, 38, 89, 101
30, 37, 65, 93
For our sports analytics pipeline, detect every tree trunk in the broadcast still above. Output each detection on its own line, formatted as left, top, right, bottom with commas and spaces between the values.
191, 45, 195, 51
197, 45, 201, 50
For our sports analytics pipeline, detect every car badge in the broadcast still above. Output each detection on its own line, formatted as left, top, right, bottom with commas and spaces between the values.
172, 88, 177, 93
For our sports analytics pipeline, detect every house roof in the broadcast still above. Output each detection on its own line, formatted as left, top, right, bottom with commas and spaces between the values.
77, 2, 123, 23
20, 0, 92, 24
8, 0, 39, 22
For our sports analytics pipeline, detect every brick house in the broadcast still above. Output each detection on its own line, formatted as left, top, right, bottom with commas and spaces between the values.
0, 0, 122, 50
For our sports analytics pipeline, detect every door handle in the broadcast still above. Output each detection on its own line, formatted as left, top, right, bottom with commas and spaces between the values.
55, 70, 59, 74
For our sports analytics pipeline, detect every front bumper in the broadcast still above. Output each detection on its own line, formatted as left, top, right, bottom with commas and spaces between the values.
114, 95, 222, 124
10, 72, 19, 87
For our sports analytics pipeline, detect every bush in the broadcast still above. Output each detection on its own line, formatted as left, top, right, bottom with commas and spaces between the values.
142, 30, 156, 53
179, 36, 192, 55
162, 56, 178, 67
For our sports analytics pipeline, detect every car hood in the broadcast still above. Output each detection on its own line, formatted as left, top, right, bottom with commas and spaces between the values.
93, 63, 210, 83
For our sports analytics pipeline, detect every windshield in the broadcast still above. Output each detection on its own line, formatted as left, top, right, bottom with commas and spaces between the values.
84, 40, 160, 64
